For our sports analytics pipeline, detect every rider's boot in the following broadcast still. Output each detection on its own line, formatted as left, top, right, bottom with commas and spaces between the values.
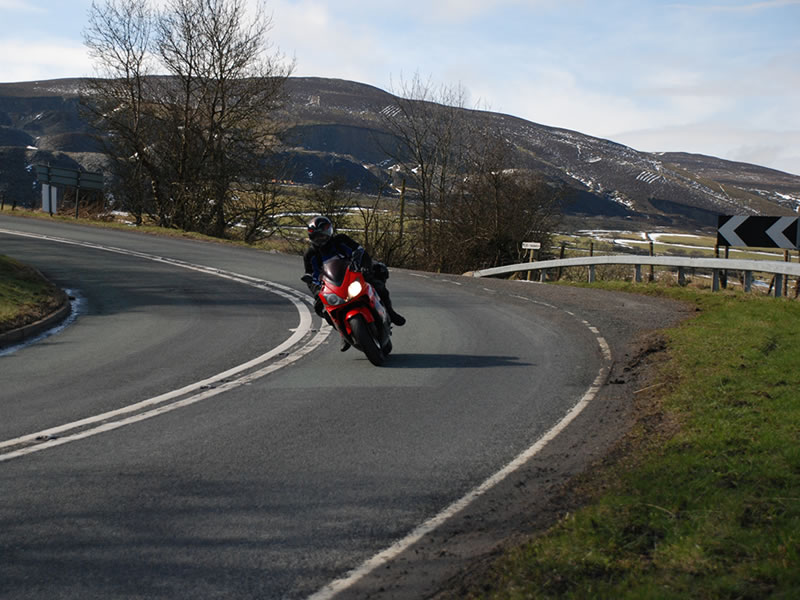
389, 309, 406, 326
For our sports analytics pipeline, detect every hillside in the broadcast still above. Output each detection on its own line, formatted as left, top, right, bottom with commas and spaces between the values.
2, 76, 799, 231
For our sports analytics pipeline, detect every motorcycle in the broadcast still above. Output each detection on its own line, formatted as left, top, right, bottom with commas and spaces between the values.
303, 254, 392, 366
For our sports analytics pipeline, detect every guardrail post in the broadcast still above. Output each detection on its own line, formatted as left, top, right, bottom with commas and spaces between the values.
635, 264, 642, 283
744, 271, 752, 292
775, 274, 784, 297
713, 269, 720, 291
539, 269, 546, 282
784, 251, 790, 296
722, 246, 729, 288
678, 267, 686, 286
588, 265, 596, 283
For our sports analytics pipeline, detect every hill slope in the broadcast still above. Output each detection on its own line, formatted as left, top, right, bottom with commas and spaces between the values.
2, 77, 799, 231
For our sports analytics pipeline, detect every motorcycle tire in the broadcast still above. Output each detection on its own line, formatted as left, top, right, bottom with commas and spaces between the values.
350, 314, 386, 366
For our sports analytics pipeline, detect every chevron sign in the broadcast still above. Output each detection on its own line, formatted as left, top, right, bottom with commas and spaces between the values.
717, 215, 800, 249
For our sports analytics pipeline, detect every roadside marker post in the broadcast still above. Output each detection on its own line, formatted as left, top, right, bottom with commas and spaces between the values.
522, 241, 541, 281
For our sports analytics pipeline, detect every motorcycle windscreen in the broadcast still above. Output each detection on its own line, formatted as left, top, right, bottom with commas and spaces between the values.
321, 256, 348, 286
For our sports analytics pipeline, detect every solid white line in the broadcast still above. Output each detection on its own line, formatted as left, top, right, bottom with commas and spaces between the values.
1, 326, 331, 462
308, 323, 612, 600
0, 289, 311, 451
0, 228, 325, 461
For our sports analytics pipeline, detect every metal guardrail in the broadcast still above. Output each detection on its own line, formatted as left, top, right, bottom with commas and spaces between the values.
471, 255, 800, 297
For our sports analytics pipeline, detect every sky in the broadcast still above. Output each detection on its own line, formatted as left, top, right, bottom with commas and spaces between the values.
2, 0, 799, 175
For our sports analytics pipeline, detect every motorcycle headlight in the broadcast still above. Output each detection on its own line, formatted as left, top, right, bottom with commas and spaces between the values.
347, 281, 363, 299
323, 292, 346, 306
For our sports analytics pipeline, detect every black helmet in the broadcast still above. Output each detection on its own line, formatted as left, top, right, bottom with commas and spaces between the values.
307, 216, 333, 247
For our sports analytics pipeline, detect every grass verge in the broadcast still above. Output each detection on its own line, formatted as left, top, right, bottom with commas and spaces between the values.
0, 255, 63, 335
469, 284, 800, 599
0, 205, 294, 253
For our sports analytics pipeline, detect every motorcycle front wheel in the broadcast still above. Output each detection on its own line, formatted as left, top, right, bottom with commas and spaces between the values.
350, 314, 386, 366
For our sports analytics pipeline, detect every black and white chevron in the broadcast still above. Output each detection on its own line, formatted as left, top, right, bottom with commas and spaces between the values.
717, 215, 800, 249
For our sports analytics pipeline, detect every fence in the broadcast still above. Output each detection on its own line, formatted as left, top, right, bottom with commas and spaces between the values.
470, 255, 800, 298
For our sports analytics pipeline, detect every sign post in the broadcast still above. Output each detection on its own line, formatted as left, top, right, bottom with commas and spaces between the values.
522, 241, 541, 281
717, 215, 800, 250
717, 215, 800, 296
34, 165, 103, 217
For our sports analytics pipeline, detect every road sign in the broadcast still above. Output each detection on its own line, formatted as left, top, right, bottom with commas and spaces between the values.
522, 241, 541, 250
34, 165, 103, 191
717, 215, 799, 249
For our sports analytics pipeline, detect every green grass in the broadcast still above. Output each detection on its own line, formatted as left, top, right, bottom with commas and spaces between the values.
0, 255, 62, 332
653, 234, 718, 248
471, 285, 800, 599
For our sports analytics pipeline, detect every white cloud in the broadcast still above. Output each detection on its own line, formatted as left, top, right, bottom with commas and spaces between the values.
407, 0, 551, 23
0, 0, 44, 11
670, 0, 800, 12
269, 0, 396, 84
613, 125, 800, 176
0, 39, 93, 83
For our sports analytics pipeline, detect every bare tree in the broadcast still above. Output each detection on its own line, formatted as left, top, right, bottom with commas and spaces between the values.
230, 176, 290, 244
82, 0, 293, 237
82, 0, 161, 224
303, 176, 353, 232
352, 178, 412, 266
452, 126, 562, 271
378, 74, 468, 270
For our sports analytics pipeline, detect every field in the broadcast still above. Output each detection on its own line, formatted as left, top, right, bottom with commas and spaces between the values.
469, 284, 800, 599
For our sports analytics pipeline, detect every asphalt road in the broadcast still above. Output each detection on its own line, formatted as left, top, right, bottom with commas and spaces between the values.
0, 215, 686, 599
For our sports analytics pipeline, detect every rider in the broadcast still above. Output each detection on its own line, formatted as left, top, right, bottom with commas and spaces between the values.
302, 216, 405, 351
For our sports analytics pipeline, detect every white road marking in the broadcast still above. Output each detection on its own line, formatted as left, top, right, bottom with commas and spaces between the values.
0, 228, 327, 462
5, 229, 620, 596
1, 326, 331, 462
308, 279, 613, 600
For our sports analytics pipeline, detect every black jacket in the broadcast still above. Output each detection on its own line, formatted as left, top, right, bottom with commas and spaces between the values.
303, 234, 364, 289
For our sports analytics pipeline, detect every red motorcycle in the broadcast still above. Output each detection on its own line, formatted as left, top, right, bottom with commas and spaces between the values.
309, 255, 393, 366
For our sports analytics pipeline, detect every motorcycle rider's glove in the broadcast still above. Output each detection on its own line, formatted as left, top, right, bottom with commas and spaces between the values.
301, 274, 319, 295
351, 247, 365, 271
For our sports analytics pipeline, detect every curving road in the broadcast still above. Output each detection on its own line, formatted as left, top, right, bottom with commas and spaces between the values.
0, 215, 685, 599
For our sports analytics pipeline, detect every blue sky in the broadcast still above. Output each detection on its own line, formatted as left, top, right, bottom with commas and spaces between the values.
2, 0, 799, 175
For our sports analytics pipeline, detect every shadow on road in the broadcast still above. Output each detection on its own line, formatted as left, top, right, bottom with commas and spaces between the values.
383, 353, 532, 369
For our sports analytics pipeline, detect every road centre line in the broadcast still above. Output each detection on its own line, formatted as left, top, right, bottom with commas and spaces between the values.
0, 228, 326, 462
1, 326, 330, 462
